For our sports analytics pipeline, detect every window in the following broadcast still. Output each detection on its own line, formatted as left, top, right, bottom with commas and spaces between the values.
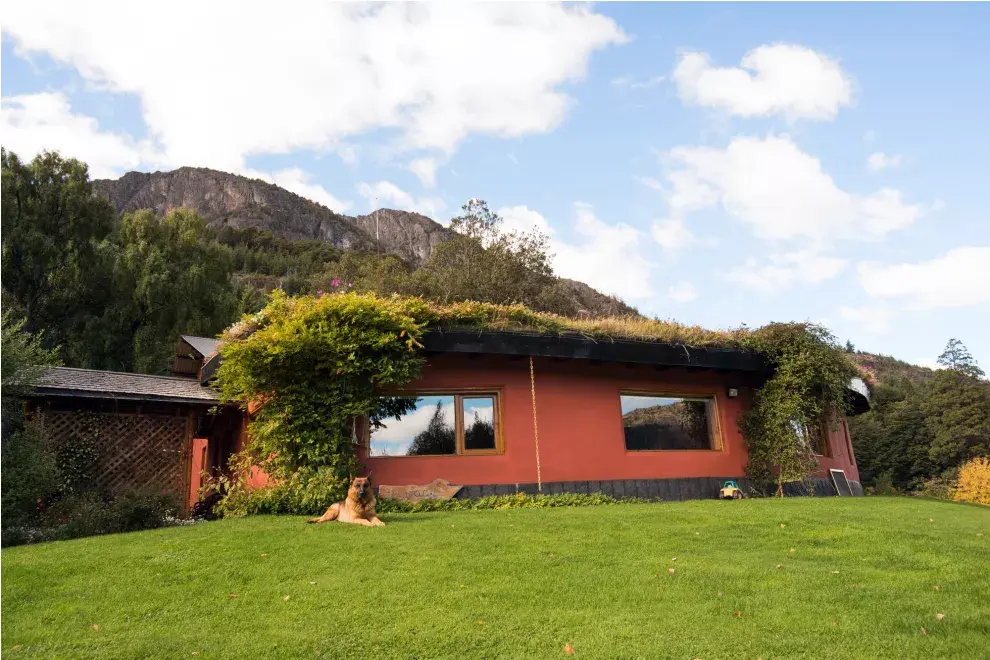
620, 393, 719, 451
369, 393, 499, 457
792, 420, 830, 457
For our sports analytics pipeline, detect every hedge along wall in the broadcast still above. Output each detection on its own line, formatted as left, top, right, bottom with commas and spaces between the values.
212, 292, 858, 515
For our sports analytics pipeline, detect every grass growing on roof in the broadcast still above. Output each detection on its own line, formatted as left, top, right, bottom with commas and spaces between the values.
3, 497, 988, 659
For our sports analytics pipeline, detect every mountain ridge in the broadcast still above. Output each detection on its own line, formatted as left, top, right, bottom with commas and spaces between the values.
93, 166, 636, 317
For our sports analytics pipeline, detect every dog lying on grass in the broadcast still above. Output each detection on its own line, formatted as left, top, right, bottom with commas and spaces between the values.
308, 476, 385, 527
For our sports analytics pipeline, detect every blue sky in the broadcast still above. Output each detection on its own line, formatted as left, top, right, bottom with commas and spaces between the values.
2, 3, 988, 369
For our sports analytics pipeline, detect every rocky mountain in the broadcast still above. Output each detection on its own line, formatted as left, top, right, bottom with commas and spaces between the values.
93, 166, 637, 317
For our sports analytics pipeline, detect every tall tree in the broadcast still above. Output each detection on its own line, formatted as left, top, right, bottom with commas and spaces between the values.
423, 199, 576, 315
99, 209, 239, 373
1, 149, 116, 358
937, 338, 985, 379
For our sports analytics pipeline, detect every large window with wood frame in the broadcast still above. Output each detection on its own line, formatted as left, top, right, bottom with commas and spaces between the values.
620, 393, 720, 451
794, 420, 830, 457
368, 393, 500, 457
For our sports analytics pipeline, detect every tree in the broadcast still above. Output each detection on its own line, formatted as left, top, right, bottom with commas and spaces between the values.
97, 209, 239, 373
923, 369, 990, 471
1, 314, 61, 530
937, 338, 985, 379
1, 149, 117, 359
423, 199, 576, 315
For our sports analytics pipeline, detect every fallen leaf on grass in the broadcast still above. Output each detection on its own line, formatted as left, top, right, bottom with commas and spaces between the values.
977, 533, 984, 537
776, 564, 782, 569
228, 594, 238, 599
929, 518, 934, 523
91, 624, 100, 631
309, 581, 316, 585
11, 645, 22, 651
780, 524, 786, 528
831, 620, 838, 627
717, 592, 723, 597
936, 613, 945, 621
789, 548, 796, 553
831, 571, 840, 574
668, 568, 676, 574
921, 627, 928, 635
671, 557, 677, 562
192, 653, 199, 657
563, 643, 575, 655
851, 584, 857, 590
260, 553, 268, 558
934, 585, 942, 592
283, 595, 291, 601
548, 553, 555, 558
732, 610, 743, 618
475, 620, 485, 626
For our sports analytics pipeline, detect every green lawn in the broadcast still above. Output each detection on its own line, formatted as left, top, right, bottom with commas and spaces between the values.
2, 498, 988, 659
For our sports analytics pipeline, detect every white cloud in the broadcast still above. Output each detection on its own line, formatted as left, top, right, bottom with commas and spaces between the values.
497, 203, 655, 300
0, 92, 154, 178
663, 135, 923, 244
651, 218, 694, 252
336, 145, 358, 165
839, 305, 893, 334
612, 74, 665, 90
673, 43, 853, 120
498, 205, 553, 235
867, 151, 906, 172
2, 3, 626, 169
407, 157, 438, 189
357, 180, 445, 219
725, 250, 847, 293
638, 176, 665, 192
857, 247, 990, 310
667, 281, 697, 303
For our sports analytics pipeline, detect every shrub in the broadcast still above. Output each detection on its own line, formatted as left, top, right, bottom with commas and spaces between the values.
953, 457, 990, 505
0, 421, 58, 528
915, 471, 958, 500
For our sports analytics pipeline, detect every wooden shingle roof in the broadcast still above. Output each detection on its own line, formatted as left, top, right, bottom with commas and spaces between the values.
34, 367, 220, 405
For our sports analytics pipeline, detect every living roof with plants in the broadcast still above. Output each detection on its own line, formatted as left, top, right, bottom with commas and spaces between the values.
213, 291, 859, 514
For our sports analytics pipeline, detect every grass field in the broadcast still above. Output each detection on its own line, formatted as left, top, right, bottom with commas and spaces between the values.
2, 497, 988, 659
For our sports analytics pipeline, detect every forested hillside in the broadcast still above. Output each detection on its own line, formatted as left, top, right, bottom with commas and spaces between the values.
847, 342, 990, 492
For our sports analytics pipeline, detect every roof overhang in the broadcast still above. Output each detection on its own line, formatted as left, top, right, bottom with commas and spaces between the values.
30, 387, 219, 406
846, 377, 871, 416
421, 330, 771, 373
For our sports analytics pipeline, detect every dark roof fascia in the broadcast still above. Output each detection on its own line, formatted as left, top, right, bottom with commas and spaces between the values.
30, 387, 221, 406
421, 329, 771, 373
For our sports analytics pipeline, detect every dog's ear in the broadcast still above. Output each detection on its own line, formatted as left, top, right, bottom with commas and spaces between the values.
366, 471, 372, 482
348, 473, 354, 482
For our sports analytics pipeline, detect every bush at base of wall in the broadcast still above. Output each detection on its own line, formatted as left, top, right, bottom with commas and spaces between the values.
1, 489, 185, 547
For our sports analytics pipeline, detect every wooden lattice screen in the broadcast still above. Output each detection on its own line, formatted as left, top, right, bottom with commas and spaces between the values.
38, 410, 191, 502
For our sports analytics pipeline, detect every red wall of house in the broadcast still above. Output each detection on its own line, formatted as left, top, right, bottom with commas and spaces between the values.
359, 353, 860, 487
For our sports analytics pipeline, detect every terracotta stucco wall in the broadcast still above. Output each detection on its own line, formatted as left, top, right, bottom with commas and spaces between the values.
238, 353, 862, 489
813, 417, 860, 483
362, 354, 768, 487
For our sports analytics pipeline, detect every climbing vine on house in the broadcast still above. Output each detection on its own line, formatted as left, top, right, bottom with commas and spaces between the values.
215, 291, 858, 515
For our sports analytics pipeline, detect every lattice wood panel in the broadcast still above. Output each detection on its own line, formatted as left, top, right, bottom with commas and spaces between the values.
39, 410, 190, 500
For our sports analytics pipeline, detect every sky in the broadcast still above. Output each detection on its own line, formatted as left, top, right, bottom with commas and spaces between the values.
2, 3, 988, 370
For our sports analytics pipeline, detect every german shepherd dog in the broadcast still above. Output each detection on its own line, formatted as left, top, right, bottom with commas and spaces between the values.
307, 475, 385, 527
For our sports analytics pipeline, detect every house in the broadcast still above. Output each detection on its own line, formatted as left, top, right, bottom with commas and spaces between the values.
355, 330, 869, 499
26, 327, 870, 510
